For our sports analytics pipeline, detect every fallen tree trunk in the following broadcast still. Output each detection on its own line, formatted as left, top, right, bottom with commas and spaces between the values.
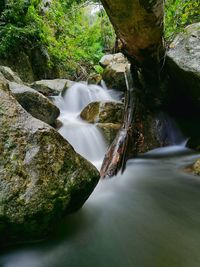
101, 0, 167, 107
100, 0, 169, 177
100, 64, 138, 177
100, 0, 165, 77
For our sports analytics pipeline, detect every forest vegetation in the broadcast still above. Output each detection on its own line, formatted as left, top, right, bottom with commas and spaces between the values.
0, 0, 199, 80
0, 0, 200, 251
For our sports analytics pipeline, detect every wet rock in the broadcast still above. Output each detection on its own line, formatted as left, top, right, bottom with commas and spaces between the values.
80, 101, 124, 124
100, 53, 128, 91
9, 82, 60, 126
97, 123, 121, 145
31, 79, 75, 96
0, 79, 99, 245
192, 159, 200, 175
167, 23, 200, 108
87, 74, 102, 85
0, 66, 23, 84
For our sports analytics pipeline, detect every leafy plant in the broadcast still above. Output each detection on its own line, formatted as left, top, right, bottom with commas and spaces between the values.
0, 0, 115, 79
165, 0, 200, 42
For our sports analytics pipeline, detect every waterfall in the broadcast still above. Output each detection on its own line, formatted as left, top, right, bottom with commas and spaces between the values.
53, 83, 119, 170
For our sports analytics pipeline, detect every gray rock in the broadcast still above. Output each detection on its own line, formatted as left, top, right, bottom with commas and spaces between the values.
100, 53, 128, 91
9, 82, 60, 125
0, 79, 99, 245
99, 53, 127, 68
31, 79, 75, 96
0, 66, 23, 84
167, 23, 200, 106
80, 101, 124, 124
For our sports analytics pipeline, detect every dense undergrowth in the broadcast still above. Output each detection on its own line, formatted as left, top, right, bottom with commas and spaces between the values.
0, 0, 115, 79
165, 0, 200, 41
0, 0, 199, 79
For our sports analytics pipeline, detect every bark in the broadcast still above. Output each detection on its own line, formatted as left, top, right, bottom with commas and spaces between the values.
100, 64, 137, 177
100, 0, 164, 64
101, 0, 166, 105
100, 0, 170, 177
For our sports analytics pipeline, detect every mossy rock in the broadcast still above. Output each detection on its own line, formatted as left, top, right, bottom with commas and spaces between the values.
167, 23, 200, 109
0, 79, 99, 246
31, 79, 74, 96
0, 66, 23, 84
97, 123, 121, 145
192, 159, 200, 175
80, 101, 124, 124
9, 82, 60, 126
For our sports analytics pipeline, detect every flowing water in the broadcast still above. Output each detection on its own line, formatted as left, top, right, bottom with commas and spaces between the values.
1, 84, 200, 267
52, 83, 121, 170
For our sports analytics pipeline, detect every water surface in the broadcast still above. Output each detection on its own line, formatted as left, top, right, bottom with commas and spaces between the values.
1, 147, 200, 267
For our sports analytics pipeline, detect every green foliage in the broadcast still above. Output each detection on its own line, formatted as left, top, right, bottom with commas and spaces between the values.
165, 0, 200, 41
0, 0, 115, 78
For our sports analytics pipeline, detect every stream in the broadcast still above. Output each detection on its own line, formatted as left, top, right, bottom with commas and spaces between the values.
1, 84, 200, 267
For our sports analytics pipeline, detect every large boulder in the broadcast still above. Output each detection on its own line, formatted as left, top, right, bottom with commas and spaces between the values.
80, 101, 124, 124
31, 79, 75, 96
167, 23, 200, 108
0, 80, 99, 245
100, 53, 128, 91
9, 82, 60, 126
0, 66, 23, 84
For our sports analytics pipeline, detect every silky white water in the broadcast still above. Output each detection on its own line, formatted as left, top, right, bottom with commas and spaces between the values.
1, 82, 200, 267
1, 147, 200, 267
53, 83, 121, 169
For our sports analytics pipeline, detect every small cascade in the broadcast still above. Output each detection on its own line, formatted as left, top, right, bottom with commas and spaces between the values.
62, 83, 114, 113
53, 83, 119, 170
156, 112, 186, 146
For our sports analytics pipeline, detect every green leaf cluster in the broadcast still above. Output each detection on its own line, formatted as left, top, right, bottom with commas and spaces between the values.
0, 0, 115, 78
165, 0, 200, 41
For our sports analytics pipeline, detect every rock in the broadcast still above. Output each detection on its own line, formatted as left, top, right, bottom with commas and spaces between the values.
0, 52, 35, 83
100, 53, 128, 91
9, 82, 60, 126
192, 159, 200, 175
99, 53, 127, 68
81, 100, 124, 145
0, 79, 99, 245
167, 23, 200, 108
0, 66, 23, 84
31, 79, 75, 96
87, 74, 102, 85
97, 123, 121, 145
80, 101, 124, 124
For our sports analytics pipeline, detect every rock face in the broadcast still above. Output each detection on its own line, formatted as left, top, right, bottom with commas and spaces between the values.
87, 74, 102, 85
0, 80, 99, 245
100, 53, 128, 91
31, 79, 75, 96
167, 23, 200, 108
0, 66, 23, 84
80, 101, 124, 124
100, 53, 127, 68
81, 101, 124, 144
192, 159, 200, 175
9, 82, 60, 126
97, 123, 121, 145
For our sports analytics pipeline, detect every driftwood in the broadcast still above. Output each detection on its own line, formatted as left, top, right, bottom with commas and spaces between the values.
100, 65, 140, 178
